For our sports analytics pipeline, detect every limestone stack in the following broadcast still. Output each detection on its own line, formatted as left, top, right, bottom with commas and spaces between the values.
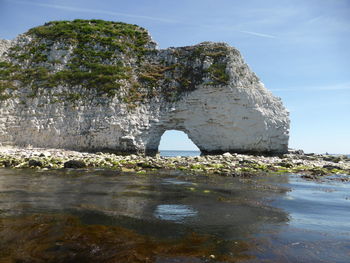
0, 19, 289, 155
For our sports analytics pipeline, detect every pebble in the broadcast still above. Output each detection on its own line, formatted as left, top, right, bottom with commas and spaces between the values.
0, 146, 349, 181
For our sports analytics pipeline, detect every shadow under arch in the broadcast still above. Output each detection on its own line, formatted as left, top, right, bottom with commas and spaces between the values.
145, 129, 201, 156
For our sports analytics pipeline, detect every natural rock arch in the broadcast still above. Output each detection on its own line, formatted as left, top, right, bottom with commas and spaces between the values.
139, 81, 289, 156
146, 129, 201, 155
0, 20, 290, 155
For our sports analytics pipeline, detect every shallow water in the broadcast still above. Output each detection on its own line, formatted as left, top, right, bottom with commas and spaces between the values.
0, 168, 349, 262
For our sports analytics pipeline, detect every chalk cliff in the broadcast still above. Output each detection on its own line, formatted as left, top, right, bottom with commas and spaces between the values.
0, 19, 289, 155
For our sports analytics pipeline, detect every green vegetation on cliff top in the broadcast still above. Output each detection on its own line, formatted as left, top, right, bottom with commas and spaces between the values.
0, 19, 231, 104
1, 19, 151, 100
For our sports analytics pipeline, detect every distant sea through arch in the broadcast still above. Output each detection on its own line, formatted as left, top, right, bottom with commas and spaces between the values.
160, 150, 200, 157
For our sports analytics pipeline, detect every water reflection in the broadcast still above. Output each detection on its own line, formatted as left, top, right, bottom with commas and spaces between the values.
0, 168, 290, 261
274, 175, 350, 233
154, 204, 198, 222
1, 168, 349, 262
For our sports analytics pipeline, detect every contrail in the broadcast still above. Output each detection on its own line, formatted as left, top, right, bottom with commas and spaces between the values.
236, 30, 277, 39
6, 0, 178, 23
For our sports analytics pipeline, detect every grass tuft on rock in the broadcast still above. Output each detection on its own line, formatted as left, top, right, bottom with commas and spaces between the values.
0, 20, 232, 105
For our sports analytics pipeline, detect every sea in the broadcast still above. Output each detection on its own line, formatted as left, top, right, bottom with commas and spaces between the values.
0, 167, 349, 262
160, 150, 200, 157
160, 150, 350, 157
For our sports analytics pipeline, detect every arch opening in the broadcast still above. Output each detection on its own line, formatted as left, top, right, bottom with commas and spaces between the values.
158, 130, 201, 157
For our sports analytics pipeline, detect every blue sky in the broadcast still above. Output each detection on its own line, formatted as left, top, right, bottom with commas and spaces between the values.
1, 0, 349, 153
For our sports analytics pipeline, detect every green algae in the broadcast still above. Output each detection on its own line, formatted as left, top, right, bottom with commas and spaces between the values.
0, 213, 255, 263
1, 150, 349, 181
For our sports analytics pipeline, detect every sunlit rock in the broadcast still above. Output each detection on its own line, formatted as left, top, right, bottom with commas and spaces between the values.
0, 20, 289, 155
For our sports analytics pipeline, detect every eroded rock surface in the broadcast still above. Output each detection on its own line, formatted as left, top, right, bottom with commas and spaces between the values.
0, 20, 289, 155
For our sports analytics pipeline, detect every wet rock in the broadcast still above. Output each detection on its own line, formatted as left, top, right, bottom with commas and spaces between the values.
323, 156, 342, 163
1, 159, 12, 167
301, 174, 319, 180
278, 162, 293, 168
64, 160, 87, 169
28, 159, 43, 168
323, 165, 341, 170
239, 160, 255, 164
0, 146, 349, 182
310, 168, 327, 176
288, 149, 304, 155
137, 162, 160, 169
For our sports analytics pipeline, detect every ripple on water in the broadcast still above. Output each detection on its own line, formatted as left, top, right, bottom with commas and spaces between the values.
154, 204, 198, 222
161, 178, 193, 185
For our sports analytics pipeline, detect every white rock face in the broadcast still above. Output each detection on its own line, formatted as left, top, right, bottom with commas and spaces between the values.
0, 39, 13, 58
144, 84, 289, 154
0, 31, 289, 155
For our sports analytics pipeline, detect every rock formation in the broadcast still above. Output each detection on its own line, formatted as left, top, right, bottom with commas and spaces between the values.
0, 19, 289, 155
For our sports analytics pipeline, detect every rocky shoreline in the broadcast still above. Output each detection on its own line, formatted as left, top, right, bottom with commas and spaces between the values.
0, 146, 349, 181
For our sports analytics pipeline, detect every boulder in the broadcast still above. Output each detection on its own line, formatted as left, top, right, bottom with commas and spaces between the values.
64, 160, 86, 169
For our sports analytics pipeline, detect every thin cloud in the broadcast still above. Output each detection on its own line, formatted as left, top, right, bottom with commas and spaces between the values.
318, 82, 350, 91
305, 15, 325, 25
271, 82, 350, 92
8, 0, 277, 39
199, 24, 278, 39
235, 30, 277, 39
7, 0, 178, 23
